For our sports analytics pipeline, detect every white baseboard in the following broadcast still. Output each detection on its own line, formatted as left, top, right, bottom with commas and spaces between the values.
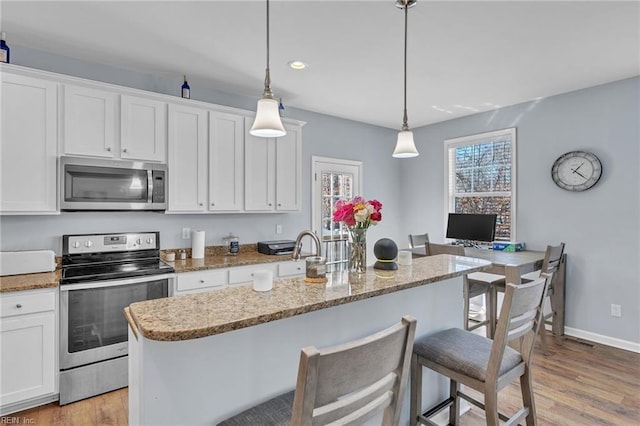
562, 326, 640, 353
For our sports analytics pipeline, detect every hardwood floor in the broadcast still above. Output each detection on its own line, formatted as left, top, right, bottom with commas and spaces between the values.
3, 332, 639, 425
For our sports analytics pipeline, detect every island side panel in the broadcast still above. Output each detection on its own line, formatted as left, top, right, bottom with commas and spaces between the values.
130, 276, 463, 425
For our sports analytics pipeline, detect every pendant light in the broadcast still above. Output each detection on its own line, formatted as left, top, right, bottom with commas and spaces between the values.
250, 0, 287, 138
392, 0, 419, 158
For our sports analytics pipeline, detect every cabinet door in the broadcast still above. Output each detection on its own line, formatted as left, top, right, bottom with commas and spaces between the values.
121, 95, 167, 162
167, 104, 207, 212
0, 311, 56, 406
63, 84, 117, 157
0, 72, 58, 213
209, 112, 244, 211
244, 121, 275, 211
275, 125, 302, 211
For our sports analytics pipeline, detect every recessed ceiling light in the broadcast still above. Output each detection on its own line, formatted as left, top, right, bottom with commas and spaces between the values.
288, 60, 308, 70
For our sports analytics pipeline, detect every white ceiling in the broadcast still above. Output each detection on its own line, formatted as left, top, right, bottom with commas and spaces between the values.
2, 1, 639, 129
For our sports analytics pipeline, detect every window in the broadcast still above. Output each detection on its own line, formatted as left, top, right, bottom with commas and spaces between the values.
445, 128, 516, 241
312, 156, 362, 240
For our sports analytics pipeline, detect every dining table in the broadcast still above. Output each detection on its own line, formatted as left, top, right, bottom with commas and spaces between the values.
412, 245, 566, 339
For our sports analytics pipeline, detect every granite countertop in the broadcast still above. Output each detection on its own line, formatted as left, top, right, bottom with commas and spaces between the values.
0, 244, 298, 292
0, 269, 60, 293
126, 254, 491, 342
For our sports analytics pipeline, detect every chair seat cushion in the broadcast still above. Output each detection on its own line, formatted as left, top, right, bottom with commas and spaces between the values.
413, 328, 522, 382
217, 390, 294, 425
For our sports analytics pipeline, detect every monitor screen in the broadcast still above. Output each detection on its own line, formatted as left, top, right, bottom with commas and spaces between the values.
446, 213, 497, 243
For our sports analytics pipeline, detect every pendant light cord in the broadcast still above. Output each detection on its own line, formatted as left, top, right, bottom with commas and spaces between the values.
263, 0, 274, 99
402, 0, 409, 131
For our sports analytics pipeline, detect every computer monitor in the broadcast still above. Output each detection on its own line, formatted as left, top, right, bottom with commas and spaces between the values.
446, 213, 497, 243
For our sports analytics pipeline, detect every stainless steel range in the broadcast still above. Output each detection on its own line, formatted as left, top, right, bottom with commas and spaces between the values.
59, 232, 174, 405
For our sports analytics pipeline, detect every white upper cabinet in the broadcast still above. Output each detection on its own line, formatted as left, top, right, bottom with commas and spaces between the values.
0, 71, 58, 214
120, 95, 167, 162
167, 104, 208, 212
63, 84, 118, 158
244, 121, 302, 212
275, 125, 302, 211
209, 112, 244, 211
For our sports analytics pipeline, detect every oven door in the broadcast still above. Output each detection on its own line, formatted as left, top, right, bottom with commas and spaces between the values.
59, 274, 173, 370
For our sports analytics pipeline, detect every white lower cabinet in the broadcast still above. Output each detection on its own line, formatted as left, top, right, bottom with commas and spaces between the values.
0, 288, 57, 415
175, 269, 228, 295
174, 260, 304, 295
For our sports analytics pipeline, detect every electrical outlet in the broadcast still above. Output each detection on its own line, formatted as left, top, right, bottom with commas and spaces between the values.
276, 224, 283, 235
611, 304, 622, 318
182, 227, 191, 239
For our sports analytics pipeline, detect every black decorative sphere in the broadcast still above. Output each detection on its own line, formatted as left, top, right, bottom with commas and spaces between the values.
374, 238, 398, 270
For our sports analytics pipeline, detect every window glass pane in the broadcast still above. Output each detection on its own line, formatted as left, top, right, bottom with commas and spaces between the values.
448, 129, 515, 240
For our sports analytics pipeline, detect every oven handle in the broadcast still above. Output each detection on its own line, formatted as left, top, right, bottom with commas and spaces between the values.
59, 273, 175, 292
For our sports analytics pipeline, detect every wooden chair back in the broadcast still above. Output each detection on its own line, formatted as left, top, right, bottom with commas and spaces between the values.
488, 275, 550, 380
427, 242, 464, 256
408, 233, 430, 255
540, 243, 565, 277
291, 316, 417, 426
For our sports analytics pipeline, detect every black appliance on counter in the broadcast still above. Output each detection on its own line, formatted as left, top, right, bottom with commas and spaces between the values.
257, 240, 296, 255
59, 231, 174, 405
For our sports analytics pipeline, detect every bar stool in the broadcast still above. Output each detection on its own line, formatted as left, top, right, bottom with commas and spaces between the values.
408, 233, 430, 256
428, 243, 505, 338
410, 275, 551, 426
218, 316, 417, 426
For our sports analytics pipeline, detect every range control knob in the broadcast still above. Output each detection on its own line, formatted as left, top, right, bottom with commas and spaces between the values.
84, 240, 93, 248
136, 238, 142, 245
73, 241, 81, 248
147, 238, 153, 245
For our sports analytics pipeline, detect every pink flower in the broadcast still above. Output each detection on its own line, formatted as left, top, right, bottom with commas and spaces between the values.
332, 196, 383, 230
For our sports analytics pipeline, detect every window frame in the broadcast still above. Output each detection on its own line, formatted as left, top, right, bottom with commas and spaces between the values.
443, 128, 517, 241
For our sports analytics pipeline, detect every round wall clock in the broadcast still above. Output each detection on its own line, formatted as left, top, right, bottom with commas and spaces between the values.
551, 150, 602, 191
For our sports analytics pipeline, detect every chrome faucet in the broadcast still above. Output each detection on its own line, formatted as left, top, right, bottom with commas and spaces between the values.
292, 230, 321, 260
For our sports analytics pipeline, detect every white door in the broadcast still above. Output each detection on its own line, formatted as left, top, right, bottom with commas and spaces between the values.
167, 104, 207, 212
1, 73, 58, 213
63, 84, 117, 157
311, 156, 362, 240
275, 125, 301, 211
209, 112, 244, 211
121, 95, 167, 162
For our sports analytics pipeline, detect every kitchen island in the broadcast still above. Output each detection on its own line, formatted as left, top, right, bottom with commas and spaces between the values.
126, 254, 491, 425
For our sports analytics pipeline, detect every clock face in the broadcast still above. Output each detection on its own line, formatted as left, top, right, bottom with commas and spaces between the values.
551, 151, 602, 191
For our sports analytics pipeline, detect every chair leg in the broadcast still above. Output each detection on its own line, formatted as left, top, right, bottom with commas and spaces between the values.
485, 289, 494, 339
520, 368, 538, 426
448, 379, 460, 425
463, 284, 471, 331
539, 320, 549, 355
484, 384, 500, 426
410, 353, 421, 426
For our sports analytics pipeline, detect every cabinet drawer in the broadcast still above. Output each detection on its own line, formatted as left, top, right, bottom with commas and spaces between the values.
176, 270, 227, 293
1, 290, 56, 318
228, 264, 277, 285
278, 261, 305, 277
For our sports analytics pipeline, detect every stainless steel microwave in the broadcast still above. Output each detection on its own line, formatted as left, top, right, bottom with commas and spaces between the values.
60, 156, 167, 211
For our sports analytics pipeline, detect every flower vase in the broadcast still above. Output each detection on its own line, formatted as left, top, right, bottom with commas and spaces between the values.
348, 228, 367, 274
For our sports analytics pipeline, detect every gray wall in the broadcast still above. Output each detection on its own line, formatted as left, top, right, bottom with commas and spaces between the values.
1, 45, 639, 346
401, 76, 640, 345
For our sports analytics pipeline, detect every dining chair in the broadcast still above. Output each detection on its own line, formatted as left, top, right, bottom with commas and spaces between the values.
428, 243, 505, 338
408, 233, 430, 256
517, 242, 566, 355
410, 275, 550, 426
218, 315, 417, 426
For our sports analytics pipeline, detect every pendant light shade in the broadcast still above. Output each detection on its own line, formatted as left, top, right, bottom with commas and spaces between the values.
251, 98, 286, 137
393, 130, 419, 158
392, 0, 419, 158
250, 0, 286, 138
